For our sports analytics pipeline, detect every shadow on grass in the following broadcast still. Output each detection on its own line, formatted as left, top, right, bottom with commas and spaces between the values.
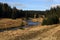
0, 26, 25, 32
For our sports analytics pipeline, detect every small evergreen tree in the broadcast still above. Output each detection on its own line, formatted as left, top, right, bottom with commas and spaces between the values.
42, 15, 59, 25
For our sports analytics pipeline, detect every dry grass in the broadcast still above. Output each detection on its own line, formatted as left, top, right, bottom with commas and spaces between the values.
31, 17, 44, 23
0, 24, 59, 40
0, 18, 27, 29
0, 18, 60, 40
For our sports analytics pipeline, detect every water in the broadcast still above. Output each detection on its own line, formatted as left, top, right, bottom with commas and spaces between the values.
0, 20, 40, 32
27, 20, 40, 26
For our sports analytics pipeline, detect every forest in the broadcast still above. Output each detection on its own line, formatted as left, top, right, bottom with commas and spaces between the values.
0, 2, 60, 19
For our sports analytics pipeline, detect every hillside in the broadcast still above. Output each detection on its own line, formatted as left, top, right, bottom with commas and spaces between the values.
0, 24, 60, 40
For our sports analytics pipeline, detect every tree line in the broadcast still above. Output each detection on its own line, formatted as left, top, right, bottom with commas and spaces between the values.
42, 6, 60, 25
45, 6, 60, 17
0, 2, 60, 19
0, 3, 44, 19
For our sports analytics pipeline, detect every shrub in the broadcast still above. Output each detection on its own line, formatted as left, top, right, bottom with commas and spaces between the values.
42, 19, 47, 25
42, 15, 59, 25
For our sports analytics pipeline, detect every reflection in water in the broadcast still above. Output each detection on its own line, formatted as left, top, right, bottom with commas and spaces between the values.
27, 20, 40, 26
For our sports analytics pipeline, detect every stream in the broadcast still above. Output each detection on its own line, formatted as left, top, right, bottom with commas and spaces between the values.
27, 20, 40, 26
0, 20, 40, 32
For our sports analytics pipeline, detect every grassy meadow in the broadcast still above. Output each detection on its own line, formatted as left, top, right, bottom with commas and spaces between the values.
0, 2, 60, 40
0, 24, 60, 40
0, 18, 27, 29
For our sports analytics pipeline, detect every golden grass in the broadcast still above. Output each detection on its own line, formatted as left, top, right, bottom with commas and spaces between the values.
0, 24, 59, 40
0, 18, 27, 29
31, 17, 44, 23
0, 18, 60, 40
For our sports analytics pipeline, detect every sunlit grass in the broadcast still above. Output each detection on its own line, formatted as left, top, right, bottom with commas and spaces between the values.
0, 18, 27, 29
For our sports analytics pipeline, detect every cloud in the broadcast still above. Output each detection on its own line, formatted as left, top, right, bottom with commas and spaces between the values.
51, 4, 60, 8
51, 0, 60, 8
53, 0, 59, 2
10, 3, 25, 6
52, 0, 60, 4
8, 3, 26, 8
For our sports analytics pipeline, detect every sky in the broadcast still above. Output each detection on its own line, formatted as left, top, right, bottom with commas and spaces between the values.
0, 0, 60, 11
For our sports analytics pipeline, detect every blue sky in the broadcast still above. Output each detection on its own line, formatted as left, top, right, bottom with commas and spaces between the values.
0, 0, 60, 10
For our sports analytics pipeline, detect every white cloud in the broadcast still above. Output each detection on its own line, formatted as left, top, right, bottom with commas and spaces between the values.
9, 3, 25, 6
51, 0, 60, 8
51, 4, 60, 8
53, 0, 59, 2
8, 3, 26, 8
